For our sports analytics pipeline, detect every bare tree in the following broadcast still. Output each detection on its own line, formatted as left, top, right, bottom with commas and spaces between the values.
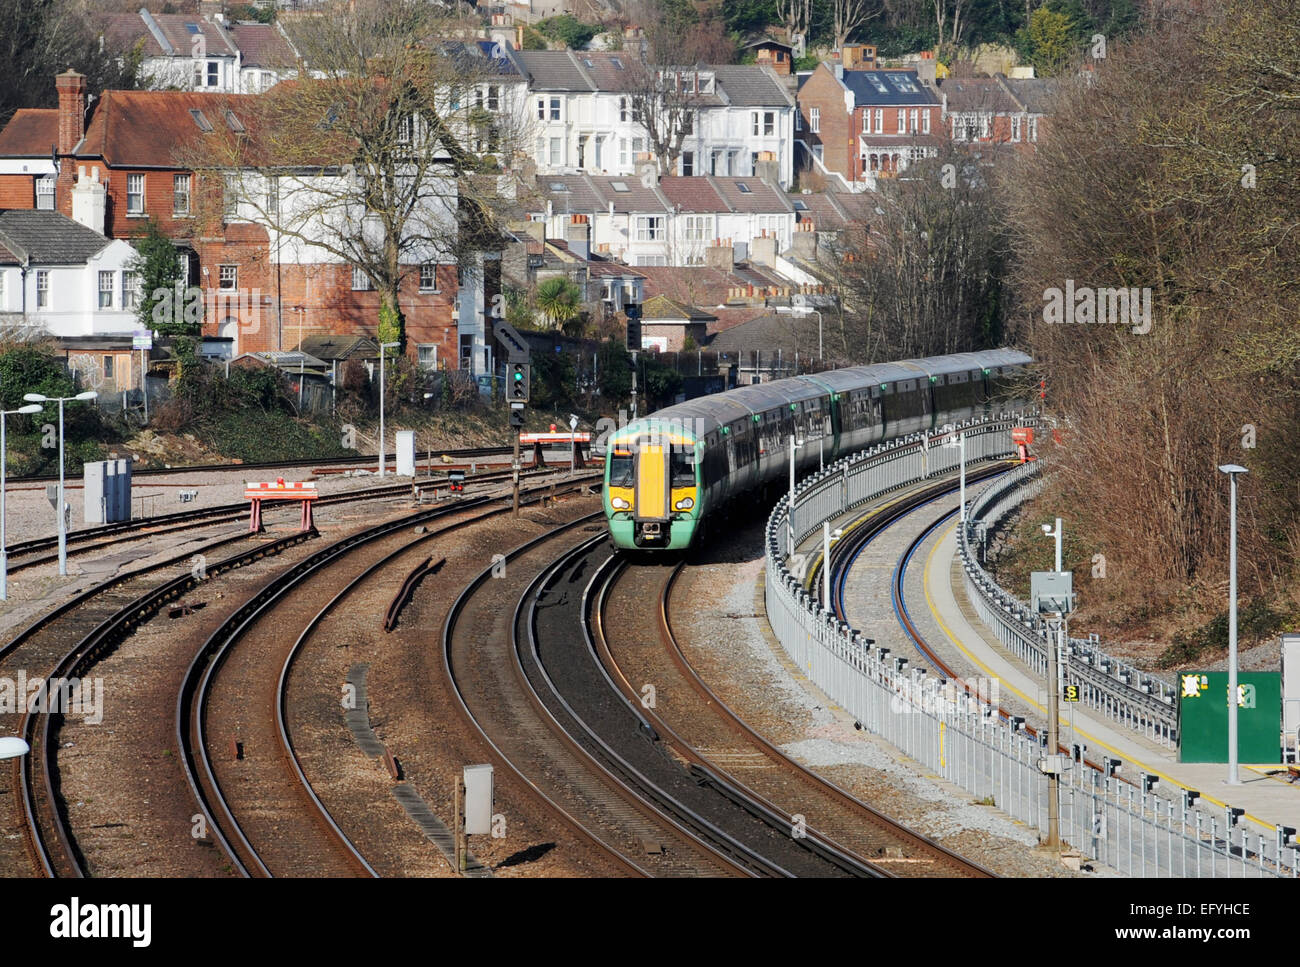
622, 62, 708, 177
778, 0, 813, 51
832, 0, 885, 52
181, 0, 525, 352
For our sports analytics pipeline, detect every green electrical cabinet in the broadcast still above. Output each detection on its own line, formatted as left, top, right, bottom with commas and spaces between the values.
1178, 671, 1281, 763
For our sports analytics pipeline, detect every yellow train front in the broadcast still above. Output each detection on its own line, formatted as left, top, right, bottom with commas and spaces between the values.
603, 350, 1033, 553
604, 419, 703, 551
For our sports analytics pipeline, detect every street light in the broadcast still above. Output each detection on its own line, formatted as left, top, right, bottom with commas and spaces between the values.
23, 391, 97, 576
773, 305, 824, 363
1041, 517, 1063, 572
1, 403, 43, 600
1219, 463, 1248, 786
377, 342, 400, 478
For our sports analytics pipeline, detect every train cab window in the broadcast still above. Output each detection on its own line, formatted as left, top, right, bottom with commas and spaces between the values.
670, 448, 696, 486
609, 450, 633, 486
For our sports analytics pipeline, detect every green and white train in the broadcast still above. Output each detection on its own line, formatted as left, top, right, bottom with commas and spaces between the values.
603, 349, 1032, 551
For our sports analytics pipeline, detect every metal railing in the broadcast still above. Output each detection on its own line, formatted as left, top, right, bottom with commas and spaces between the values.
959, 463, 1181, 747
763, 417, 1298, 876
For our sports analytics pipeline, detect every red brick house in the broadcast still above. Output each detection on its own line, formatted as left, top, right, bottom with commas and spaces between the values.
796, 64, 942, 190
0, 71, 461, 365
938, 74, 1051, 152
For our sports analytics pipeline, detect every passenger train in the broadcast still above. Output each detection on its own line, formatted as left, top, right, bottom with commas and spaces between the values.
603, 349, 1033, 551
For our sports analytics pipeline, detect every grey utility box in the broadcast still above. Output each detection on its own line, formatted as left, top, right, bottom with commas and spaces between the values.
84, 459, 132, 524
396, 430, 416, 477
1031, 571, 1074, 615
463, 764, 494, 836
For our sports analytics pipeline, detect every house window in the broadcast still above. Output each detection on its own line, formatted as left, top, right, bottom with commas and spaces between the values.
549, 97, 561, 121
223, 173, 238, 219
173, 174, 191, 215
417, 344, 438, 370
1028, 116, 1038, 142
683, 112, 693, 135
874, 108, 883, 133
681, 151, 694, 176
36, 271, 49, 308
897, 109, 905, 132
549, 137, 562, 166
267, 176, 279, 215
219, 265, 237, 290
208, 62, 219, 87
795, 110, 801, 132
193, 60, 203, 88
683, 215, 711, 242
620, 96, 629, 122
634, 216, 663, 241
419, 262, 438, 291
1011, 115, 1022, 142
909, 109, 918, 133
810, 107, 820, 133
98, 270, 114, 308
618, 138, 628, 168
103, 356, 114, 380
922, 110, 931, 134
35, 176, 55, 210
127, 174, 145, 214
122, 271, 141, 310
861, 112, 870, 134
537, 98, 546, 120
351, 266, 372, 290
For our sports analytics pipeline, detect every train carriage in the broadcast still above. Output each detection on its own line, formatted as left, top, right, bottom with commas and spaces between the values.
604, 349, 1031, 551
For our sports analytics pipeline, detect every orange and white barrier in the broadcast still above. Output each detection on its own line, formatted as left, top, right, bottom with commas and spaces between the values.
245, 477, 319, 532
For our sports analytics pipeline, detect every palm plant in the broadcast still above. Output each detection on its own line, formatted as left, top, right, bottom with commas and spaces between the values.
535, 277, 584, 336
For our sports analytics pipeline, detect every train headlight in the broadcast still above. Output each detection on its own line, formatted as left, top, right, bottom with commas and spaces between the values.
674, 497, 694, 510
611, 497, 631, 510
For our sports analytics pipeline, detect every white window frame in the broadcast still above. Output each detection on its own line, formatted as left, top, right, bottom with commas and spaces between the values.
98, 270, 114, 309
795, 110, 801, 132
36, 270, 49, 308
549, 97, 561, 121
922, 110, 930, 134
1011, 115, 1022, 142
897, 109, 906, 132
634, 215, 663, 242
416, 344, 439, 370
909, 109, 918, 133
618, 137, 628, 168
267, 175, 279, 215
681, 151, 694, 177
207, 61, 219, 88
810, 107, 820, 133
35, 176, 55, 210
351, 266, 373, 291
122, 271, 140, 310
127, 173, 145, 215
173, 173, 191, 215
549, 137, 562, 166
682, 214, 712, 242
218, 265, 238, 291
980, 113, 991, 139
419, 262, 439, 292
1028, 116, 1038, 142
874, 108, 883, 134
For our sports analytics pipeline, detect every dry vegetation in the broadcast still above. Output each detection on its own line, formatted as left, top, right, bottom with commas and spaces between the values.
995, 0, 1300, 663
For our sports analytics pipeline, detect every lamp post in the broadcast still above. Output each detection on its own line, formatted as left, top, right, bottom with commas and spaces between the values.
1041, 517, 1063, 572
787, 434, 804, 550
1219, 463, 1248, 786
293, 305, 306, 407
0, 403, 43, 600
24, 391, 97, 576
568, 413, 579, 475
774, 305, 824, 363
822, 523, 843, 610
377, 341, 399, 478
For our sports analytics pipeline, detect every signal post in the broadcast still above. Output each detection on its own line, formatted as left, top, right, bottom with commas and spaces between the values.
495, 323, 531, 518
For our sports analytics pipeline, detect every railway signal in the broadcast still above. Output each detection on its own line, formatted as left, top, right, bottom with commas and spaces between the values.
510, 361, 530, 403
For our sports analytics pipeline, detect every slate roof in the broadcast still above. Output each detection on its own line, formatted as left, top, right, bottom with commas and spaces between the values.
227, 22, 297, 70
1000, 76, 1056, 113
298, 334, 379, 361
710, 65, 793, 107
102, 12, 237, 58
938, 77, 1019, 113
0, 210, 111, 265
640, 295, 716, 323
0, 109, 58, 157
707, 175, 793, 214
516, 51, 594, 92
516, 51, 791, 107
540, 174, 669, 214
842, 69, 937, 107
707, 311, 820, 357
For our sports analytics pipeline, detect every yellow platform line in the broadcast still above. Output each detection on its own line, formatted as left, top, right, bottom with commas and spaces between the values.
921, 521, 1277, 834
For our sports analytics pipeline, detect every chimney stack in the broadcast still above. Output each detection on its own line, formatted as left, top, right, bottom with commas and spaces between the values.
705, 239, 734, 272
565, 213, 590, 261
754, 151, 780, 186
633, 152, 658, 187
56, 70, 87, 156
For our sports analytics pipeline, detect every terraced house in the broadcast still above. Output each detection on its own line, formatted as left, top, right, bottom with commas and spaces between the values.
513, 50, 796, 188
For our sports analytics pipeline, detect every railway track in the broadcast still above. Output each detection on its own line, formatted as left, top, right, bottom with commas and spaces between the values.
1, 464, 560, 577
175, 476, 603, 879
593, 556, 992, 877
443, 518, 745, 877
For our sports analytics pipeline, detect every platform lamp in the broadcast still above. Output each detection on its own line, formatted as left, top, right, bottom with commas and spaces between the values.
23, 391, 97, 576
1218, 463, 1248, 785
0, 403, 43, 599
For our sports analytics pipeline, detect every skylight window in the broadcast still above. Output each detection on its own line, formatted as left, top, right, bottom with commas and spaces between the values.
185, 23, 201, 34
189, 109, 213, 132
610, 181, 630, 192
225, 110, 245, 133
792, 199, 808, 210
549, 182, 568, 191
888, 73, 919, 93
610, 57, 624, 70
866, 73, 889, 94
736, 182, 751, 193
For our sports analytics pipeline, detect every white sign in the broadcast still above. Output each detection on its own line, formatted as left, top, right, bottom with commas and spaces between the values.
132, 331, 153, 350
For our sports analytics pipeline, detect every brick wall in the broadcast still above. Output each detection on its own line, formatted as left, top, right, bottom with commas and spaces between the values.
0, 175, 35, 209
796, 65, 851, 181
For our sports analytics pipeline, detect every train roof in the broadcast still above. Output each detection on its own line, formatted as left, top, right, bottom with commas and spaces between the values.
620, 348, 1032, 438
